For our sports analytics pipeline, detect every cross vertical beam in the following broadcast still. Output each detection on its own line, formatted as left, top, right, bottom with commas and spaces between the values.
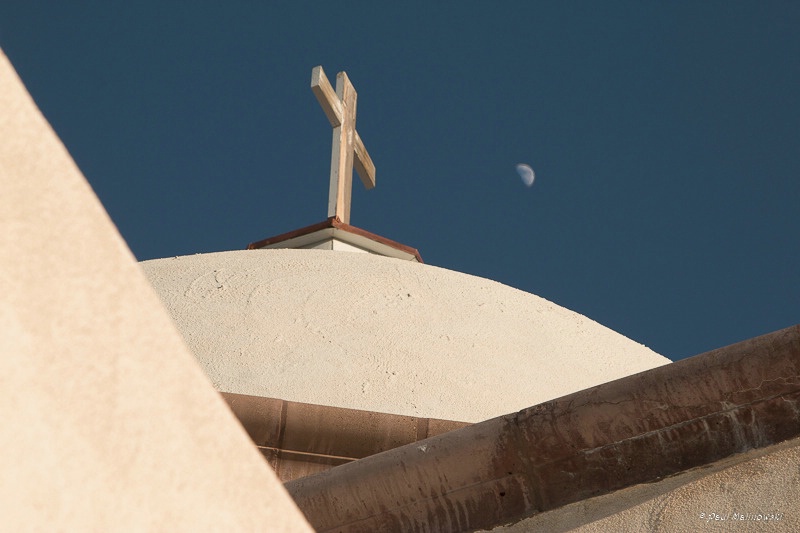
311, 65, 376, 225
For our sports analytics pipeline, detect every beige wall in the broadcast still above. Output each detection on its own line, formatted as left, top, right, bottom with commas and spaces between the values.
0, 49, 310, 532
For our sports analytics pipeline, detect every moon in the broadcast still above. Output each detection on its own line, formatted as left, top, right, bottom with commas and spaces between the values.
515, 163, 535, 187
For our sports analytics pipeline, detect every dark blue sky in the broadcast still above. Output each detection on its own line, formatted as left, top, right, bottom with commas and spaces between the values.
2, 2, 798, 361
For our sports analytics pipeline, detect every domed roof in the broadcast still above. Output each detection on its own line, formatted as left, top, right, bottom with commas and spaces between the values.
142, 249, 670, 422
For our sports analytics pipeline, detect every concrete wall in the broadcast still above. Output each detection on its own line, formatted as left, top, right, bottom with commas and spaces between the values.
0, 49, 310, 532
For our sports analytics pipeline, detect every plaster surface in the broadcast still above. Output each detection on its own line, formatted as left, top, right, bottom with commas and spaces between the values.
142, 249, 670, 422
0, 49, 310, 532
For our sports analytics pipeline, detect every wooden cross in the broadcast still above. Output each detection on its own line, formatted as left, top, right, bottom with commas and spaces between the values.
311, 65, 376, 225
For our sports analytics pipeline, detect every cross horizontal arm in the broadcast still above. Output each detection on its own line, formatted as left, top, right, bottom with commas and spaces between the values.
354, 131, 375, 189
311, 66, 342, 127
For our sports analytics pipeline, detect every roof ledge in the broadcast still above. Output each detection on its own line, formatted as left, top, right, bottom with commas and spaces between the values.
247, 217, 422, 263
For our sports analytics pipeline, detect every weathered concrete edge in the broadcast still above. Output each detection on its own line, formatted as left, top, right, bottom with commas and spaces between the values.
221, 392, 470, 482
285, 325, 800, 533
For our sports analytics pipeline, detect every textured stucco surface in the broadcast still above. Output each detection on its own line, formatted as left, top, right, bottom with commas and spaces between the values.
0, 49, 310, 532
142, 249, 670, 422
491, 436, 800, 532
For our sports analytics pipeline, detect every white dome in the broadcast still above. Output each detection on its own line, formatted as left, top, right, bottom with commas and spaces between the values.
142, 249, 670, 422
